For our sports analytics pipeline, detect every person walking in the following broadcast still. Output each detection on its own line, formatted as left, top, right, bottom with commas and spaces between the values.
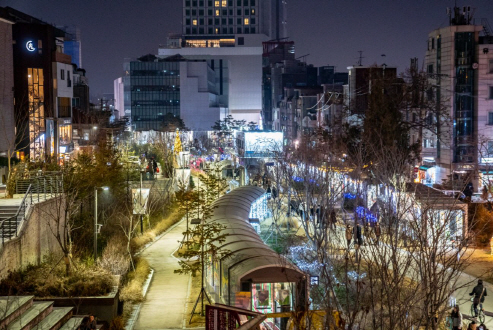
450, 305, 463, 330
345, 225, 353, 249
330, 210, 337, 230
355, 223, 363, 246
374, 223, 381, 245
470, 279, 487, 317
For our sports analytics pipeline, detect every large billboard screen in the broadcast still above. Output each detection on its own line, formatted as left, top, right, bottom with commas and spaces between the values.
244, 132, 283, 158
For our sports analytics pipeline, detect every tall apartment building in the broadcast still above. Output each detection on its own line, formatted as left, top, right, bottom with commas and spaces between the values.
422, 6, 493, 190
182, 0, 286, 42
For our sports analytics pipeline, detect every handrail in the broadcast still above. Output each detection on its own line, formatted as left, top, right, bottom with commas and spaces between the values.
0, 184, 33, 245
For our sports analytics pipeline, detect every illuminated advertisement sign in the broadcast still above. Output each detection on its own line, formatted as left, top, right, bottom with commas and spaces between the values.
26, 40, 35, 52
243, 132, 283, 158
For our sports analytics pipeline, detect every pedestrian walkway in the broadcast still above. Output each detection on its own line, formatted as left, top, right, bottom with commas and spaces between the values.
134, 218, 190, 330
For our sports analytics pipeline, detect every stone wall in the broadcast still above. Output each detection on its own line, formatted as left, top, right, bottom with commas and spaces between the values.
0, 197, 65, 279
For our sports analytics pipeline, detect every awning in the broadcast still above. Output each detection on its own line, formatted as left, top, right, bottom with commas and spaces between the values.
419, 165, 434, 171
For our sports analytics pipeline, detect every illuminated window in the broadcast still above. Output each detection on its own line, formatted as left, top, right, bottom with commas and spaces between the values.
27, 68, 45, 160
222, 0, 226, 6
215, 28, 219, 34
251, 9, 255, 14
215, 9, 220, 16
193, 19, 197, 25
244, 18, 249, 25
215, 1, 219, 6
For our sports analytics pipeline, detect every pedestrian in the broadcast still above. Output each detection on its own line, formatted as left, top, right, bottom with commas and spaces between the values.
152, 157, 158, 173
330, 209, 337, 230
478, 323, 488, 330
468, 320, 477, 330
355, 223, 363, 246
345, 225, 353, 249
450, 305, 463, 330
364, 222, 370, 244
79, 314, 97, 330
374, 223, 381, 244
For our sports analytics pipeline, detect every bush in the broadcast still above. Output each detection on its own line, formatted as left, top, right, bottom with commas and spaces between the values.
130, 207, 184, 253
119, 258, 150, 303
99, 237, 130, 276
0, 260, 114, 297
109, 316, 125, 330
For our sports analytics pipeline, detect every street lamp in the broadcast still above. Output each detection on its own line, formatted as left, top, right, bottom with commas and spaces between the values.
94, 186, 109, 262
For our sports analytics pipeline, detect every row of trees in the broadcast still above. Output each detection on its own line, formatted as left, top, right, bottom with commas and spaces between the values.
260, 68, 484, 329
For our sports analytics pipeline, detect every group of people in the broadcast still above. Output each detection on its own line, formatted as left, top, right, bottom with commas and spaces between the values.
345, 223, 381, 248
449, 280, 488, 330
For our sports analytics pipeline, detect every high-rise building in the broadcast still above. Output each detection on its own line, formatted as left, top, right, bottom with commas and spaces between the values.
422, 6, 493, 189
182, 0, 286, 42
157, 0, 287, 129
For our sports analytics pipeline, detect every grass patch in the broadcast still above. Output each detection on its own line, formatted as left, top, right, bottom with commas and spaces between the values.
131, 205, 184, 253
119, 257, 152, 327
0, 258, 113, 297
185, 275, 206, 328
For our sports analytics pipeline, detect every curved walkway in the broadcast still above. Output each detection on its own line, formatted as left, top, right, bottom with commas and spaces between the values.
134, 218, 189, 330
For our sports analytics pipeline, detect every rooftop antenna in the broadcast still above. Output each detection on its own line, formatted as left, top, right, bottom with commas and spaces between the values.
357, 51, 364, 66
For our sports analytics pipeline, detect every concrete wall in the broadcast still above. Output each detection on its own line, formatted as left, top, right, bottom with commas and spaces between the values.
0, 197, 65, 280
0, 19, 15, 155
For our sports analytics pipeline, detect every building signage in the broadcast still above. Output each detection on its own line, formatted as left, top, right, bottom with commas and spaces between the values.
481, 158, 493, 164
26, 40, 35, 52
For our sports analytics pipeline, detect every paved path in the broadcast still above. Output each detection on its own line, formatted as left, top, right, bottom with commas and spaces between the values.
134, 218, 190, 330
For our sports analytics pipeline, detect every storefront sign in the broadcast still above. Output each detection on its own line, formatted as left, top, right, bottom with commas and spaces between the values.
26, 40, 35, 52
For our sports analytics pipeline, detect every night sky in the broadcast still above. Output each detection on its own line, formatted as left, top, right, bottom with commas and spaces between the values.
3, 0, 493, 99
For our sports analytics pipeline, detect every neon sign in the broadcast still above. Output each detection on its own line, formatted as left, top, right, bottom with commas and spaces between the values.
26, 41, 35, 52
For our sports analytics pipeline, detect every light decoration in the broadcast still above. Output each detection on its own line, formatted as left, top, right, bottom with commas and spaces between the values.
344, 192, 356, 199
356, 206, 378, 223
249, 194, 268, 221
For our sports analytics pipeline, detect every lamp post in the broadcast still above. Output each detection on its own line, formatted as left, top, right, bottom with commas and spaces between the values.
94, 186, 109, 262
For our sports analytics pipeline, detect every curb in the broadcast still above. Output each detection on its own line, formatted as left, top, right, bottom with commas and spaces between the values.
125, 268, 155, 330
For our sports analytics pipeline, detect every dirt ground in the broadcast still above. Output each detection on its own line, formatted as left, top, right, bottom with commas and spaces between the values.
185, 275, 206, 328
462, 247, 493, 283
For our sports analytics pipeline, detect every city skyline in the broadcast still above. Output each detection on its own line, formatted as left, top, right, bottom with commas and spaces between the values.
2, 0, 493, 98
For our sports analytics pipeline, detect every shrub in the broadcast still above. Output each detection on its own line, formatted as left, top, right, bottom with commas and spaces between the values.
109, 316, 125, 330
119, 258, 150, 303
99, 237, 130, 276
0, 260, 114, 297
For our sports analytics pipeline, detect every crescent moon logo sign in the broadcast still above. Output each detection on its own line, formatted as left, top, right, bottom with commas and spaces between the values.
26, 41, 35, 52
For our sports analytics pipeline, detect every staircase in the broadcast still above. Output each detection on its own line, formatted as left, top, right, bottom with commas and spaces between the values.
0, 296, 84, 330
0, 202, 21, 240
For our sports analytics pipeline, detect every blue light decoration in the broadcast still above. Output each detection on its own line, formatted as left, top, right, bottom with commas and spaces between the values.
355, 206, 378, 223
249, 193, 268, 221
292, 176, 304, 182
344, 192, 356, 199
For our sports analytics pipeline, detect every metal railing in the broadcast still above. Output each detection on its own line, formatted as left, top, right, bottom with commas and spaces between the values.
16, 172, 63, 196
0, 184, 33, 245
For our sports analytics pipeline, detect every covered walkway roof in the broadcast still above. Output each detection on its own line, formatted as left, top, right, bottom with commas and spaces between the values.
208, 186, 305, 284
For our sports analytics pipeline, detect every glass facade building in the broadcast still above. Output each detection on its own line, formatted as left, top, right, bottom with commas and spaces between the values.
130, 60, 181, 131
